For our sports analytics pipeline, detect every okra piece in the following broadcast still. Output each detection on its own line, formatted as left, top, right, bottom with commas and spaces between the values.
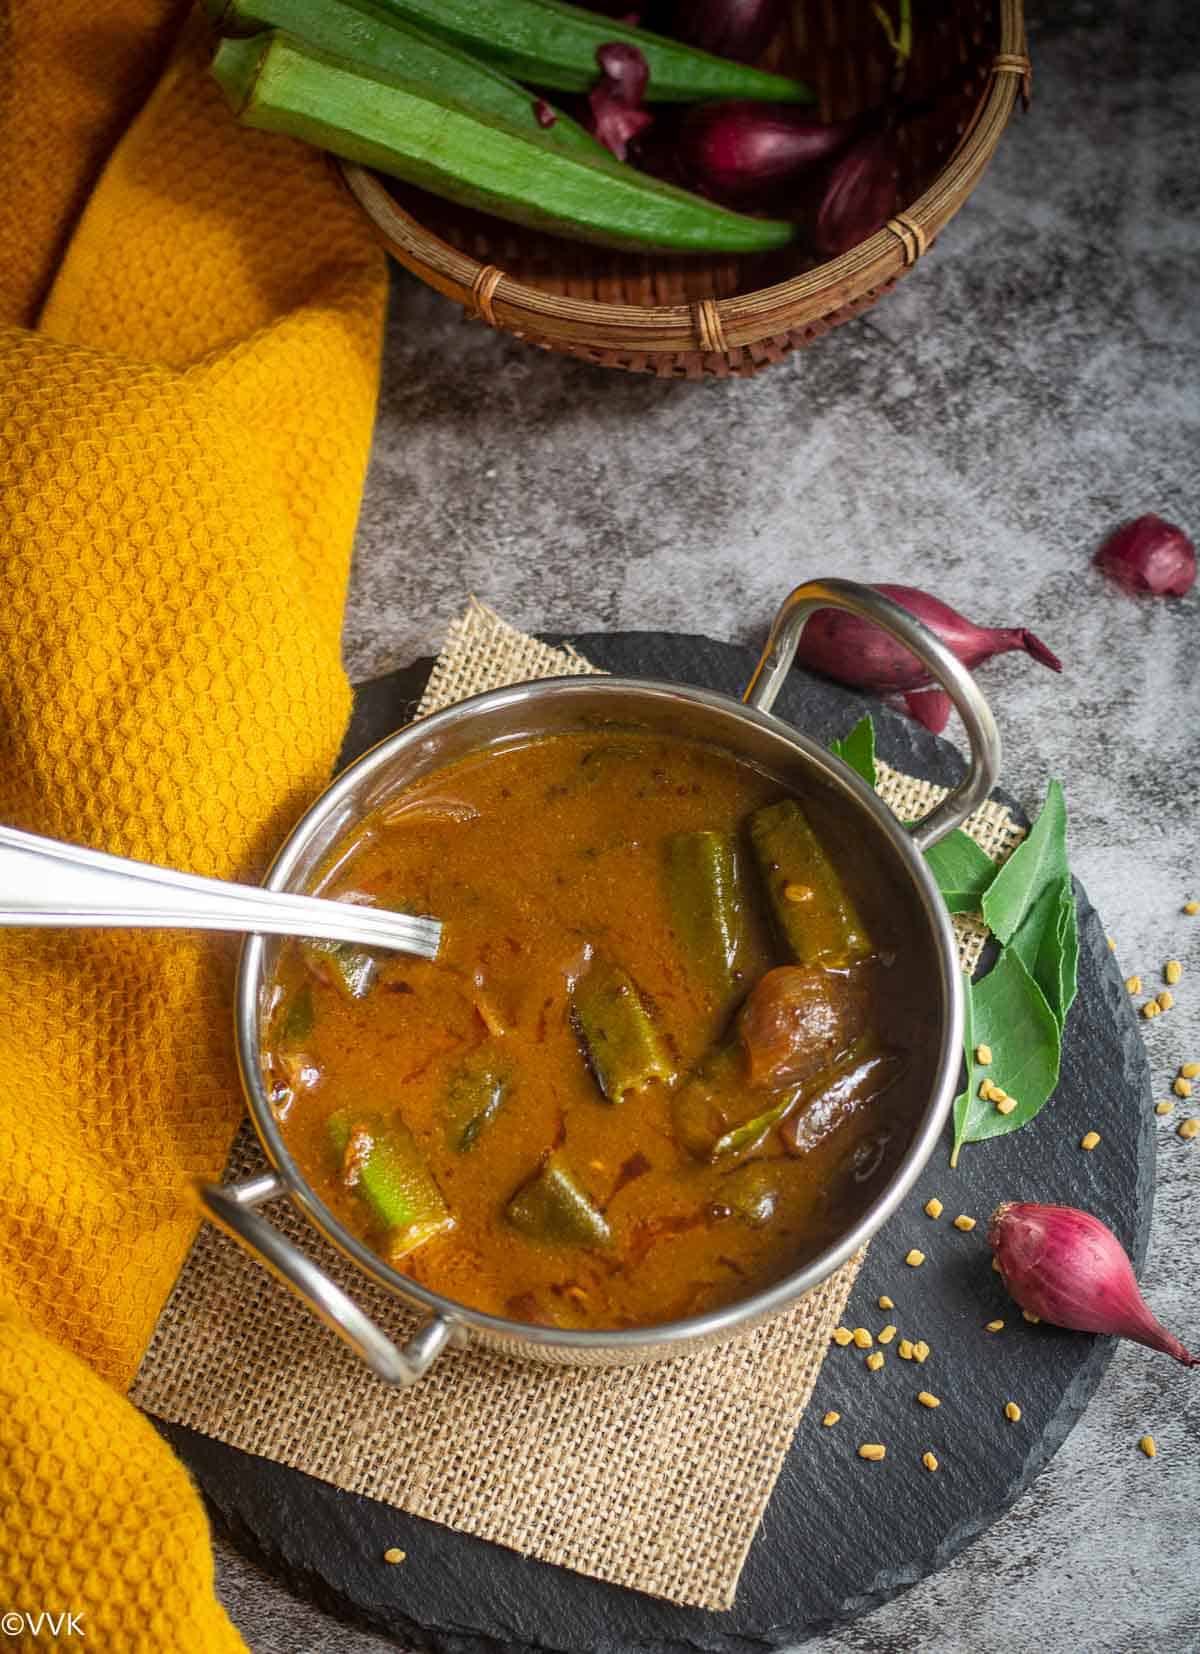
444, 1057, 510, 1152
211, 35, 796, 256
571, 958, 676, 1102
328, 1110, 453, 1257
354, 0, 814, 102
664, 831, 747, 1000
278, 981, 314, 1047
505, 1154, 612, 1247
672, 1044, 805, 1160
302, 937, 378, 1001
748, 799, 873, 968
210, 0, 605, 157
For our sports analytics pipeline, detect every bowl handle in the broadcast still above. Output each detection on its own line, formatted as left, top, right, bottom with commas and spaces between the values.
193, 1174, 457, 1385
742, 578, 1001, 852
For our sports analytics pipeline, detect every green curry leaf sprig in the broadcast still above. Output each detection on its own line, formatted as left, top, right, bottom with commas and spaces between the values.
828, 716, 1078, 1165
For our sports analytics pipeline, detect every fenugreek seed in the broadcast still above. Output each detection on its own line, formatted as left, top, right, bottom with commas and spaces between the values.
979, 1078, 995, 1100
1179, 1118, 1200, 1141
1181, 1062, 1200, 1079
953, 1214, 977, 1232
1080, 1130, 1101, 1151
1165, 960, 1183, 986
995, 1096, 1018, 1116
975, 1043, 993, 1065
989, 1085, 1009, 1103
1142, 1000, 1161, 1020
1185, 901, 1200, 916
853, 1327, 873, 1349
1125, 975, 1142, 995
913, 1340, 931, 1362
898, 1339, 915, 1360
1174, 1077, 1193, 1097
924, 1197, 944, 1219
922, 1451, 939, 1472
383, 1548, 406, 1565
985, 1319, 1005, 1333
783, 882, 813, 903
822, 1410, 841, 1428
832, 1327, 854, 1346
878, 1324, 897, 1345
1156, 1101, 1175, 1116
1107, 935, 1118, 949
1158, 990, 1175, 1012
1004, 1401, 1022, 1422
992, 1255, 1002, 1272
1023, 1309, 1040, 1324
857, 1443, 886, 1461
917, 1391, 940, 1408
878, 1295, 895, 1311
1138, 1434, 1157, 1459
906, 1249, 926, 1267
866, 1351, 885, 1371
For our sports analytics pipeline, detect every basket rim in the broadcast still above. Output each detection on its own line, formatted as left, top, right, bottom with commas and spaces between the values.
340, 0, 1027, 356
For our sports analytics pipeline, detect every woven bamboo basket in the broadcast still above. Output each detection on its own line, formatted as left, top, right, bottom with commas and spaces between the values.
340, 0, 1028, 379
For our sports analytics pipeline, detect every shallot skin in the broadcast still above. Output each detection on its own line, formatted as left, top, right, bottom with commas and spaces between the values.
1094, 513, 1196, 597
989, 1202, 1197, 1367
796, 583, 1062, 693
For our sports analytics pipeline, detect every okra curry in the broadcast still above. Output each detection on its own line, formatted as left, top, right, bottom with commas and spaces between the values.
265, 730, 938, 1330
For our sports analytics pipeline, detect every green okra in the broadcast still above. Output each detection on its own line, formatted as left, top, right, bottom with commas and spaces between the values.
278, 981, 314, 1046
718, 1160, 781, 1228
210, 0, 604, 157
444, 1056, 510, 1151
328, 1109, 453, 1256
213, 0, 813, 101
748, 799, 873, 969
211, 34, 796, 255
505, 1153, 612, 1247
571, 957, 676, 1102
664, 830, 747, 1000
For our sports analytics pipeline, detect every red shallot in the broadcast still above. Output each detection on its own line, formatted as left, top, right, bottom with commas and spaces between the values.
796, 584, 1062, 693
989, 1202, 1197, 1367
678, 103, 859, 205
671, 0, 786, 63
1094, 513, 1196, 597
587, 43, 654, 160
901, 688, 952, 734
814, 128, 898, 257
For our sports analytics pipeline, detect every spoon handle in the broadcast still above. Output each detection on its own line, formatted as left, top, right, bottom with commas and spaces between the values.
0, 825, 442, 958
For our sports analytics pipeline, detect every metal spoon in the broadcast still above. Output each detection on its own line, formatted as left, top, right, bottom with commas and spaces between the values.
0, 824, 441, 958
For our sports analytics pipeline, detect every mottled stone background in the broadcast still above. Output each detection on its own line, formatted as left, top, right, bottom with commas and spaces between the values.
215, 0, 1200, 1647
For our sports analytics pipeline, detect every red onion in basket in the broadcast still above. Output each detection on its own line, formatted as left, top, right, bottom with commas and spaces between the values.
1094, 513, 1196, 597
990, 1203, 1197, 1367
814, 128, 898, 257
670, 0, 787, 63
678, 104, 860, 205
796, 584, 1062, 693
587, 43, 654, 160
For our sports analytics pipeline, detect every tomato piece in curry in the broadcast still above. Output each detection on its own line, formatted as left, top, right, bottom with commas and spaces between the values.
264, 731, 938, 1331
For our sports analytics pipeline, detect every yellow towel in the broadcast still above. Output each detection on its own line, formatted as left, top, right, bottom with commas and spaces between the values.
0, 4, 388, 1645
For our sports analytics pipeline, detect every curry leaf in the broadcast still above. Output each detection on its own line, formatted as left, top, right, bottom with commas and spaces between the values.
953, 948, 1061, 1153
830, 715, 876, 788
949, 968, 976, 1168
1009, 869, 1079, 1032
923, 830, 998, 914
981, 779, 1068, 944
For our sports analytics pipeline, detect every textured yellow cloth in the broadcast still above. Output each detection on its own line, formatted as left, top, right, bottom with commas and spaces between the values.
0, 2, 388, 1646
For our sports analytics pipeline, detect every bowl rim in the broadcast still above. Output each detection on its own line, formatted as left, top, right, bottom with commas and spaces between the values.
235, 674, 965, 1354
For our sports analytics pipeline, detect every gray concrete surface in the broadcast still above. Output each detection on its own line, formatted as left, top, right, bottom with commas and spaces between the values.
214, 1, 1200, 1648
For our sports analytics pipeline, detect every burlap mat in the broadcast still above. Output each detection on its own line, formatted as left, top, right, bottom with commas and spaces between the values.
131, 599, 1023, 1611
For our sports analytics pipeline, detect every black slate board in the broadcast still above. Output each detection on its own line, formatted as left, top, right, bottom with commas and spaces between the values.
160, 633, 1155, 1654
